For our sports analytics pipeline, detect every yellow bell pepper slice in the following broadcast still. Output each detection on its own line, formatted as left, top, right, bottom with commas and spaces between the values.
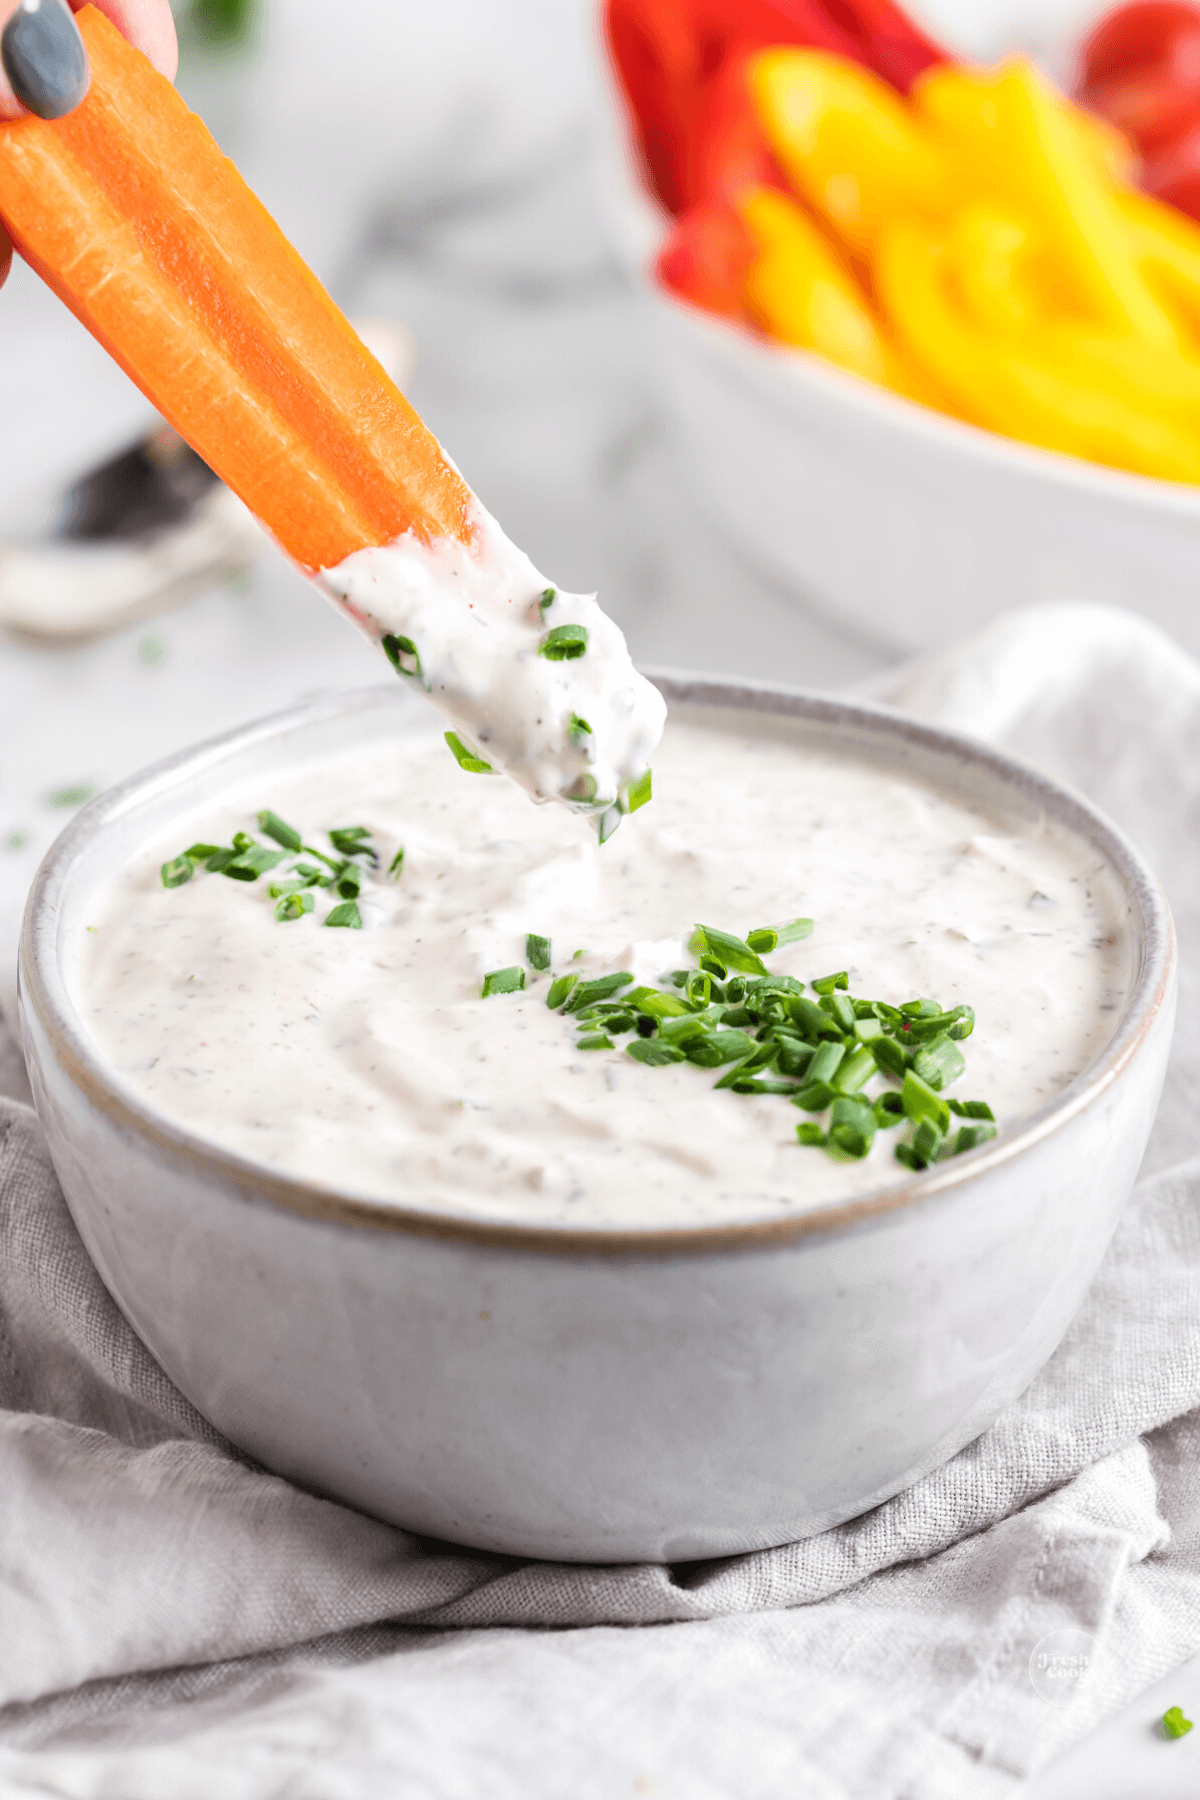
751, 49, 948, 258
740, 186, 933, 401
876, 214, 1200, 481
915, 60, 1179, 350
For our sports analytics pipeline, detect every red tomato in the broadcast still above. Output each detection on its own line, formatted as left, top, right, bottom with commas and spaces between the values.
1141, 116, 1200, 215
1080, 1, 1200, 86
1083, 64, 1200, 151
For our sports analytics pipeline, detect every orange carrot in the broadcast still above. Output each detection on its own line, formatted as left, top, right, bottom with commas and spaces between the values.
0, 6, 470, 573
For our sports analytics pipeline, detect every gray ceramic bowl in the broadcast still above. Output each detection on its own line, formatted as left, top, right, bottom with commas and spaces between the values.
18, 677, 1177, 1562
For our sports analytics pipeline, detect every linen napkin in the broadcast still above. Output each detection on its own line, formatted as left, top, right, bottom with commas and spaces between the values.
1, 601, 1198, 1799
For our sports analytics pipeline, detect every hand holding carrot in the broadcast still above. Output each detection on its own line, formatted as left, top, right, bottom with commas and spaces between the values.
0, 0, 176, 288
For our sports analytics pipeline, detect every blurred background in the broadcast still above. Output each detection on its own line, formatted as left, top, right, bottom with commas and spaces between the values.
0, 0, 1189, 994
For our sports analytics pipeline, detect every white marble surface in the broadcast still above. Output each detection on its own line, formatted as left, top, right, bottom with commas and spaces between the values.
0, 1, 1193, 1790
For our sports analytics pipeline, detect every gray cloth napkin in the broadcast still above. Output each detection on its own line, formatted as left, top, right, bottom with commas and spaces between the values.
1, 602, 1199, 1798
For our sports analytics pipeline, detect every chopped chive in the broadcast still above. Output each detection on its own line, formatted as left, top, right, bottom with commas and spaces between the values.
818, 993, 857, 1032
791, 1080, 836, 1111
388, 847, 405, 880
691, 925, 767, 977
577, 1033, 614, 1051
600, 1011, 637, 1034
746, 928, 777, 954
257, 810, 303, 852
635, 990, 691, 1020
874, 1091, 906, 1127
275, 890, 315, 922
526, 934, 552, 972
685, 970, 713, 1007
806, 1040, 846, 1086
854, 1015, 885, 1043
948, 1098, 995, 1121
901, 1070, 951, 1134
626, 1039, 685, 1066
834, 1045, 876, 1093
183, 842, 220, 862
540, 587, 557, 612
811, 971, 849, 995
48, 783, 95, 808
223, 846, 289, 882
334, 864, 363, 900
568, 714, 593, 747
789, 996, 841, 1039
952, 1122, 998, 1154
872, 1035, 909, 1079
546, 974, 578, 1010
382, 633, 423, 681
775, 1038, 814, 1077
912, 1119, 943, 1164
796, 1122, 826, 1147
325, 900, 362, 929
596, 805, 622, 845
747, 975, 806, 997
1161, 1707, 1193, 1740
328, 827, 375, 860
205, 848, 236, 874
445, 731, 493, 774
684, 1029, 757, 1068
624, 768, 652, 814
912, 1034, 966, 1093
482, 966, 525, 997
538, 623, 589, 660
563, 973, 634, 1012
161, 856, 194, 889
894, 1143, 923, 1171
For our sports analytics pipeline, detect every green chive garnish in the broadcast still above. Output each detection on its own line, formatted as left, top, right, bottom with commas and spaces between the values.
948, 1098, 994, 1120
325, 900, 362, 929
952, 1122, 997, 1154
568, 713, 592, 743
691, 925, 767, 977
811, 971, 849, 995
161, 856, 194, 889
540, 587, 557, 612
596, 805, 622, 845
388, 847, 405, 880
626, 1039, 685, 1066
445, 731, 493, 774
381, 633, 423, 681
328, 827, 375, 860
481, 966, 525, 998
275, 890, 315, 922
901, 1070, 950, 1134
563, 973, 633, 1013
538, 623, 588, 660
257, 810, 303, 852
223, 845, 289, 882
624, 768, 652, 814
526, 934, 552, 972
796, 1122, 826, 1147
912, 1035, 966, 1092
546, 974, 578, 1010
576, 1034, 614, 1051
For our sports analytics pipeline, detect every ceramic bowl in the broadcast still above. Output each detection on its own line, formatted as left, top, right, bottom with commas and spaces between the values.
594, 76, 1200, 660
18, 677, 1176, 1563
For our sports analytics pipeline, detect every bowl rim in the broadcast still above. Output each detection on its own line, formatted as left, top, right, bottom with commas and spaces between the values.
19, 673, 1177, 1258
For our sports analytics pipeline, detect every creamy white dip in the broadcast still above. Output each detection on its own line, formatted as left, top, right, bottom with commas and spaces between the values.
77, 709, 1131, 1229
318, 500, 666, 831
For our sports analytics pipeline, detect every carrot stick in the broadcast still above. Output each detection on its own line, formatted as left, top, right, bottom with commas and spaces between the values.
0, 6, 471, 573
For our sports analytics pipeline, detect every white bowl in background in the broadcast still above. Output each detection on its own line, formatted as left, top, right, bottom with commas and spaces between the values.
17, 677, 1176, 1561
593, 67, 1200, 658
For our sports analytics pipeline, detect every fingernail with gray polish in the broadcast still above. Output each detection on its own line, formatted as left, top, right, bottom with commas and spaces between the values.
2, 0, 89, 122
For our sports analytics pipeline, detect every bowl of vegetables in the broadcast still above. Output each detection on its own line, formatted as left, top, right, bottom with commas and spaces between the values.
599, 0, 1200, 656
